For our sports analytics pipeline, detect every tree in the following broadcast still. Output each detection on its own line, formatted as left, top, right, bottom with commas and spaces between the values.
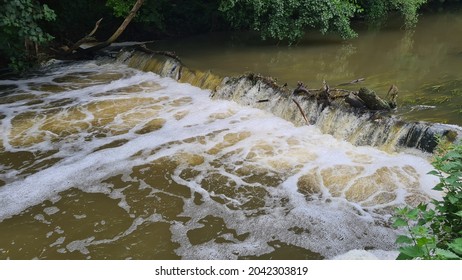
73, 0, 145, 55
218, 0, 360, 42
0, 0, 56, 71
218, 0, 431, 43
358, 0, 427, 29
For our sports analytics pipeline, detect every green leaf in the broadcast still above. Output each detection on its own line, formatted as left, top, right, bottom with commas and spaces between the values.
432, 183, 444, 191
448, 239, 462, 255
399, 245, 425, 258
392, 218, 408, 228
428, 170, 440, 176
448, 194, 458, 204
396, 235, 413, 244
411, 225, 429, 236
445, 151, 462, 160
435, 249, 461, 260
455, 211, 462, 218
406, 208, 420, 219
416, 236, 434, 248
422, 209, 435, 220
396, 252, 413, 260
417, 203, 428, 212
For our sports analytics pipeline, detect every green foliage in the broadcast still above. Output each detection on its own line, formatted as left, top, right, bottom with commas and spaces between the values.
359, 0, 427, 28
0, 0, 56, 71
106, 0, 223, 37
393, 143, 462, 260
106, 0, 162, 26
42, 0, 114, 42
218, 0, 434, 42
107, 0, 138, 18
219, 0, 360, 42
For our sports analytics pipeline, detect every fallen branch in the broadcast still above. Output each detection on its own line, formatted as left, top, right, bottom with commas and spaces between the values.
292, 98, 310, 125
71, 0, 145, 56
293, 81, 311, 95
66, 18, 103, 54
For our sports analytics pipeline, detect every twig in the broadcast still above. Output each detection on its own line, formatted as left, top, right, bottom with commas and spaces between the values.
292, 98, 310, 125
336, 78, 365, 86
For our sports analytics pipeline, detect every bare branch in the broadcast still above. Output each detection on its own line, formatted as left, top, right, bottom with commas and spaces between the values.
105, 0, 145, 45
73, 0, 145, 55
66, 18, 103, 54
292, 98, 310, 125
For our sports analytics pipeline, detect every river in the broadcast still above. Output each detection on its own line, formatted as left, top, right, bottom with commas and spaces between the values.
0, 11, 460, 260
154, 11, 462, 126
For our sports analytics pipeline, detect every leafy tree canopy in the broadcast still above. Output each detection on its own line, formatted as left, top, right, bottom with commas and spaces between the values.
359, 0, 428, 29
2, 0, 462, 71
0, 0, 56, 71
219, 0, 360, 42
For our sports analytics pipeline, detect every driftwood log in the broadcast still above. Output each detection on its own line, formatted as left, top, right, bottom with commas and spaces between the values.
293, 84, 397, 112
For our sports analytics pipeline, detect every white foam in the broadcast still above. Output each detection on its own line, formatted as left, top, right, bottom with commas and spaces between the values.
43, 206, 59, 216
332, 249, 399, 260
0, 61, 442, 258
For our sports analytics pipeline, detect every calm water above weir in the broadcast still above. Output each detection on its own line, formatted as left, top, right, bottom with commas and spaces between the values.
155, 11, 462, 126
0, 11, 460, 260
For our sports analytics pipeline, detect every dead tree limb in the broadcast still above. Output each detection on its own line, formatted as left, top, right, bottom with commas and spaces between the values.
292, 98, 310, 125
73, 0, 145, 56
106, 0, 145, 45
66, 18, 103, 54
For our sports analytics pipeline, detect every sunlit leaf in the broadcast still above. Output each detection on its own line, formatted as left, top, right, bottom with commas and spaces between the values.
435, 249, 461, 260
396, 235, 413, 244
393, 218, 408, 228
448, 239, 462, 255
399, 245, 425, 258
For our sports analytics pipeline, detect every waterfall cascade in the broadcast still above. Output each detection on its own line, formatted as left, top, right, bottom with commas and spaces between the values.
118, 49, 461, 154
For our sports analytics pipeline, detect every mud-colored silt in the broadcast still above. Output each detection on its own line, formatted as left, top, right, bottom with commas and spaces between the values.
0, 60, 440, 259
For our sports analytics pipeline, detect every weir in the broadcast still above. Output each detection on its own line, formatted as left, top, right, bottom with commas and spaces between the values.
0, 54, 445, 259
118, 49, 462, 154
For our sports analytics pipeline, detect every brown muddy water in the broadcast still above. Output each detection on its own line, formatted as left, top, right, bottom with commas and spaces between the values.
0, 11, 460, 260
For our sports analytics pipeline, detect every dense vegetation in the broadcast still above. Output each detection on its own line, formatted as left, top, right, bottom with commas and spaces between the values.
1, 0, 461, 260
1, 0, 462, 70
393, 143, 462, 260
0, 0, 56, 71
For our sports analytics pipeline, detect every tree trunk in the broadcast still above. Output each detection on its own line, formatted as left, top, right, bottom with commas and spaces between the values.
74, 0, 145, 56
105, 0, 145, 45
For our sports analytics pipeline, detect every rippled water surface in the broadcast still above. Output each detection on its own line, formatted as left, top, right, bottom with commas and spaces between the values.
154, 11, 462, 125
0, 61, 441, 259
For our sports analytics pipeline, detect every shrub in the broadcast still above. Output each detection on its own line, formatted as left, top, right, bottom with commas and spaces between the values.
0, 0, 56, 71
393, 143, 462, 260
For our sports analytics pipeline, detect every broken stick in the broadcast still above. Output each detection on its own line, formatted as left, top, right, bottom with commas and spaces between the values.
292, 98, 310, 125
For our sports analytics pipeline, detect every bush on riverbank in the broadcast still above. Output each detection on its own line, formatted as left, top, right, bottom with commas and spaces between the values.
393, 142, 462, 260
0, 0, 56, 72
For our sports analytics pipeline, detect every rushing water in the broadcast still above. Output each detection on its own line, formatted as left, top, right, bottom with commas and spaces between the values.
0, 60, 440, 259
154, 11, 462, 126
1, 11, 461, 260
